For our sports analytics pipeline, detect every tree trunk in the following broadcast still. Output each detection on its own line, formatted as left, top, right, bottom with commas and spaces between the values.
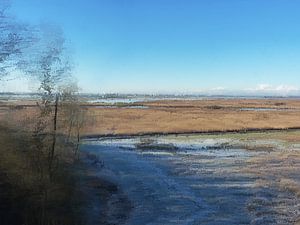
75, 127, 80, 160
49, 94, 59, 178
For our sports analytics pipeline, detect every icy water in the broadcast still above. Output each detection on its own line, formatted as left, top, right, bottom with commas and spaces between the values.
83, 136, 299, 225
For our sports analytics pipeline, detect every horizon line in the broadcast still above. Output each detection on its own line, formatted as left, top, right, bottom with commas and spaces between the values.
1, 91, 300, 98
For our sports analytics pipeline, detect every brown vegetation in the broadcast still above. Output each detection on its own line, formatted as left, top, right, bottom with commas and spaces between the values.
1, 98, 300, 224
2, 98, 300, 137
82, 98, 300, 136
0, 124, 82, 225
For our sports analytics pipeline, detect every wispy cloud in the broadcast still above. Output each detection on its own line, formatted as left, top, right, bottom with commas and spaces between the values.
210, 87, 226, 91
246, 84, 300, 96
250, 84, 298, 92
190, 84, 300, 96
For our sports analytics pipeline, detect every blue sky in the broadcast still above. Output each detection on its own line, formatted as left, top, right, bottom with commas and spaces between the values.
5, 0, 300, 94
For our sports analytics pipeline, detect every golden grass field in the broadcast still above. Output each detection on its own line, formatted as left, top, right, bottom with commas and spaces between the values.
1, 98, 300, 137
82, 98, 300, 136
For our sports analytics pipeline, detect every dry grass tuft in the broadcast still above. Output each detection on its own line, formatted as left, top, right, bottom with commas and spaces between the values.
279, 178, 300, 198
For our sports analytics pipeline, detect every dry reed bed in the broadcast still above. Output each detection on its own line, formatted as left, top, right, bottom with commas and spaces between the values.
2, 98, 300, 136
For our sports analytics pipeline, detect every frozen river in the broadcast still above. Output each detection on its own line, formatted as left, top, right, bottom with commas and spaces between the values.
82, 136, 300, 225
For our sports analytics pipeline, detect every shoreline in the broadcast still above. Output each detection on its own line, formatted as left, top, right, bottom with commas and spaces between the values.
82, 126, 300, 140
79, 152, 132, 225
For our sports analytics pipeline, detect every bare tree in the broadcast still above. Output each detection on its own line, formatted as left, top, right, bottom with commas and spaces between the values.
59, 83, 87, 159
20, 24, 73, 178
0, 2, 85, 224
0, 0, 36, 79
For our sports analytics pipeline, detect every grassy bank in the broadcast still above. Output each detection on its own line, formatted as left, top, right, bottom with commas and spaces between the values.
0, 125, 82, 225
